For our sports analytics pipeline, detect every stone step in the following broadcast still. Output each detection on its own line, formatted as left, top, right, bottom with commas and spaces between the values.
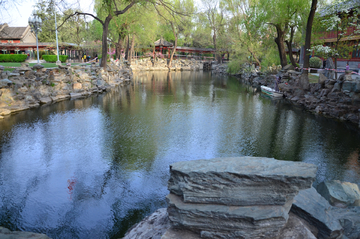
167, 193, 292, 239
168, 157, 317, 206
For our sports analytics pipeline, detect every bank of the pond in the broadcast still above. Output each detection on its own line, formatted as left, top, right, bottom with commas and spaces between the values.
0, 62, 132, 119
212, 63, 360, 129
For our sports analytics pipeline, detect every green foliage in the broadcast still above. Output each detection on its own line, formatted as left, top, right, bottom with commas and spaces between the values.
33, 0, 86, 45
227, 59, 243, 74
0, 54, 28, 62
260, 47, 281, 70
309, 56, 322, 68
42, 55, 68, 63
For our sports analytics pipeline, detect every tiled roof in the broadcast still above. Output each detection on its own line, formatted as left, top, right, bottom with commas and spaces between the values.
0, 23, 30, 40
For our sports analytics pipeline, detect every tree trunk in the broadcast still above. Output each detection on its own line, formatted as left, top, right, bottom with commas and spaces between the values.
100, 15, 113, 68
168, 24, 177, 68
285, 26, 297, 67
300, 0, 318, 90
274, 25, 288, 67
115, 34, 124, 60
125, 35, 129, 60
213, 30, 217, 63
129, 35, 135, 64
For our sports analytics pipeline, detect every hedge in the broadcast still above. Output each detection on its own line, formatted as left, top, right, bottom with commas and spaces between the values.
309, 57, 322, 68
42, 55, 68, 63
0, 54, 28, 62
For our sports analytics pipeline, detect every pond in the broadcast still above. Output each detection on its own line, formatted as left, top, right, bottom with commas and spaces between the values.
0, 71, 359, 238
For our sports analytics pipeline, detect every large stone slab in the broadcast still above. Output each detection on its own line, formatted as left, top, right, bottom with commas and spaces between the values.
168, 157, 317, 206
291, 187, 343, 239
167, 193, 292, 239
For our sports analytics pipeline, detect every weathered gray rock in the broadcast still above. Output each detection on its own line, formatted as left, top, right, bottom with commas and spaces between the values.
122, 208, 170, 239
319, 73, 328, 85
332, 206, 360, 239
277, 212, 317, 239
0, 227, 51, 239
39, 97, 52, 104
127, 209, 318, 239
325, 58, 335, 79
161, 228, 201, 239
167, 193, 292, 239
291, 187, 343, 239
0, 79, 12, 88
70, 93, 83, 99
168, 157, 317, 206
342, 81, 356, 92
316, 180, 360, 207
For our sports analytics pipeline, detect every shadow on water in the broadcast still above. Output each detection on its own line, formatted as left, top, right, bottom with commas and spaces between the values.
0, 71, 359, 238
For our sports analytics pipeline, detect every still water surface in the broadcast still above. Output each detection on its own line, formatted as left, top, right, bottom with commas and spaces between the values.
0, 71, 359, 238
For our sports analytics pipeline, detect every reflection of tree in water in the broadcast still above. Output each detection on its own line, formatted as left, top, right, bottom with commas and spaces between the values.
345, 150, 360, 181
0, 173, 49, 232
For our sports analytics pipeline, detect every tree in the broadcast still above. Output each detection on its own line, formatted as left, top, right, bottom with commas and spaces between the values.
256, 0, 310, 68
224, 0, 264, 67
202, 0, 225, 63
61, 0, 138, 67
154, 0, 194, 67
299, 0, 318, 90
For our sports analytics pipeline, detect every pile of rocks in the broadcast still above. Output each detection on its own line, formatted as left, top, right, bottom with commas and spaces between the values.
0, 62, 132, 118
131, 58, 203, 71
164, 157, 317, 238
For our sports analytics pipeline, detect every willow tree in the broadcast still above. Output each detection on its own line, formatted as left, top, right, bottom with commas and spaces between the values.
61, 0, 137, 67
202, 0, 226, 63
154, 0, 194, 67
224, 0, 264, 67
256, 0, 310, 68
299, 0, 318, 90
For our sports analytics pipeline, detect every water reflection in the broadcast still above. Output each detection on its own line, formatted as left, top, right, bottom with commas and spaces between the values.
0, 71, 359, 238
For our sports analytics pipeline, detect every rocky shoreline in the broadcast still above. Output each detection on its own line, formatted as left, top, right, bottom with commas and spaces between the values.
130, 58, 204, 71
0, 62, 132, 119
211, 63, 360, 128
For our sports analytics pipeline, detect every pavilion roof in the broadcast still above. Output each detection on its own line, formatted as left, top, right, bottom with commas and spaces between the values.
154, 38, 173, 47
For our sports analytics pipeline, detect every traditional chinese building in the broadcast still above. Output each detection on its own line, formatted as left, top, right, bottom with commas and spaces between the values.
0, 23, 84, 61
316, 1, 360, 69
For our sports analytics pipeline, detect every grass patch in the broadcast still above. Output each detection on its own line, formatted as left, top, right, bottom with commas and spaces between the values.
308, 74, 318, 84
0, 62, 90, 71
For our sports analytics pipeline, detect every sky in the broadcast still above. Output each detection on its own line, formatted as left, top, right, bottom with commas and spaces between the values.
1, 0, 94, 27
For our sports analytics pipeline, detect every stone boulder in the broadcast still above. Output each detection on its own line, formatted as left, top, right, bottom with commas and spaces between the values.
122, 208, 170, 239
291, 187, 343, 239
332, 206, 360, 239
319, 73, 328, 85
168, 157, 317, 206
0, 227, 50, 239
0, 79, 12, 88
167, 193, 292, 239
316, 180, 360, 207
342, 81, 356, 92
325, 58, 335, 79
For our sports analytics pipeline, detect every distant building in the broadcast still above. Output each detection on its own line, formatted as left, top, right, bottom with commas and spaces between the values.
316, 1, 360, 69
0, 23, 83, 61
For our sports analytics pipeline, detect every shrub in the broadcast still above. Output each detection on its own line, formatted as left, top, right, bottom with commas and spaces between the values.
42, 55, 68, 63
0, 54, 28, 62
227, 59, 243, 74
309, 56, 322, 68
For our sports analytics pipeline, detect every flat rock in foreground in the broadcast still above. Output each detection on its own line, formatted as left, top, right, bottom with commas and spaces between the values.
291, 187, 343, 239
167, 193, 292, 239
169, 157, 317, 206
